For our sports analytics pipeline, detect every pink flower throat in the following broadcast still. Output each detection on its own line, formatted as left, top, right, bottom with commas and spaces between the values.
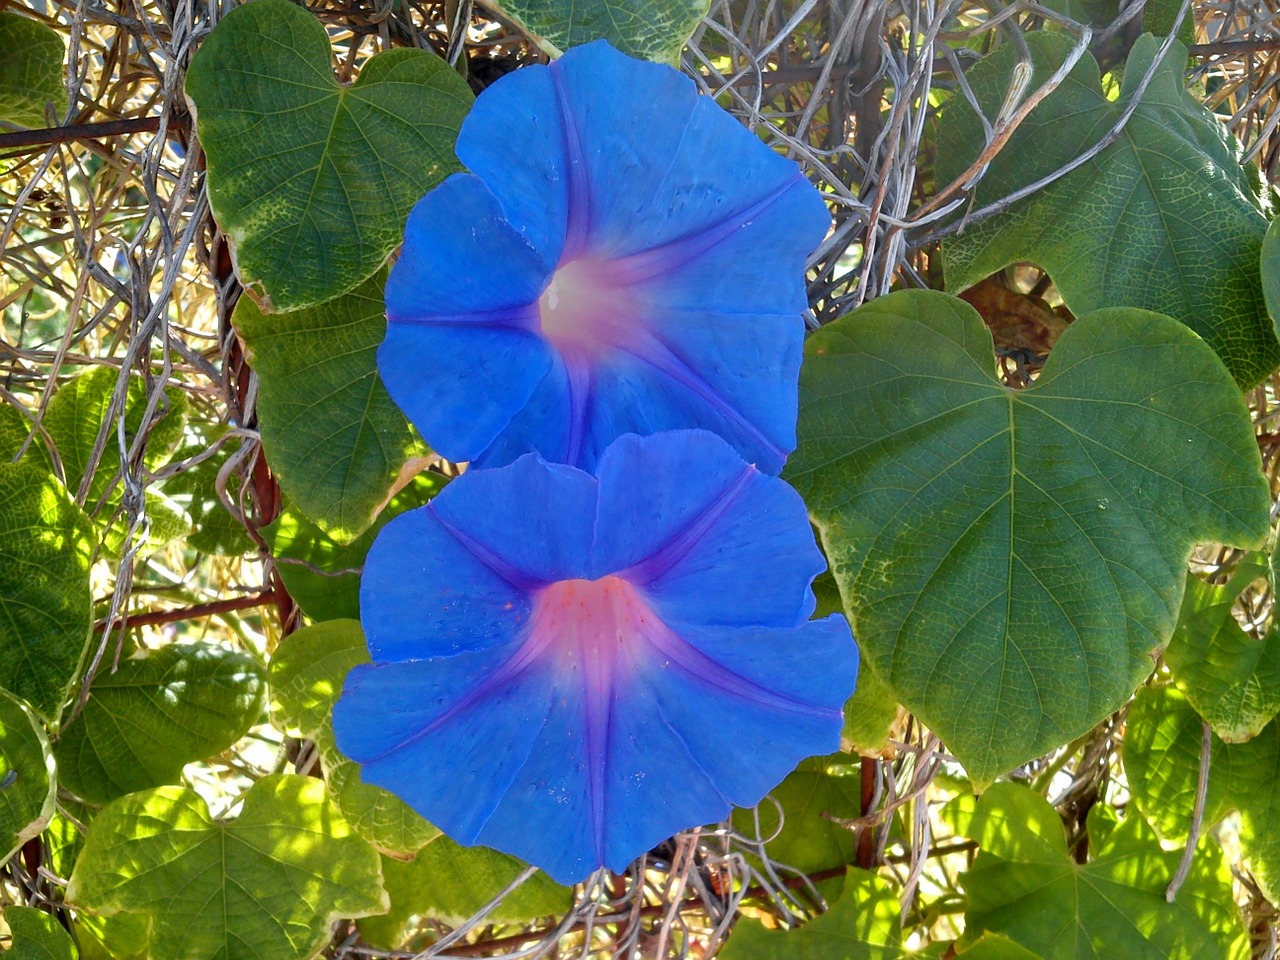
537, 259, 641, 358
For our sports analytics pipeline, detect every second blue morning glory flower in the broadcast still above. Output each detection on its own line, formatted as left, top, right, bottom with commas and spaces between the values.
333, 430, 857, 884
381, 41, 830, 474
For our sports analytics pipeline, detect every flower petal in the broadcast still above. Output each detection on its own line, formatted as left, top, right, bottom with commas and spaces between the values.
455, 67, 567, 269
549, 42, 824, 264
359, 502, 530, 660
643, 616, 854, 808
381, 174, 557, 462
592, 431, 825, 626
379, 323, 553, 465
622, 173, 830, 315
385, 173, 548, 317
334, 654, 554, 843
581, 312, 803, 473
429, 453, 597, 585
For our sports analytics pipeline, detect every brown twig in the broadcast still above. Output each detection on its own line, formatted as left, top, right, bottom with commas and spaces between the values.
93, 590, 276, 633
0, 115, 181, 151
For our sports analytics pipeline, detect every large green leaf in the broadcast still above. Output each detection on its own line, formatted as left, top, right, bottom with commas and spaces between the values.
0, 691, 56, 864
55, 641, 267, 805
0, 13, 66, 128
937, 33, 1279, 387
3, 906, 78, 960
268, 620, 437, 856
263, 472, 446, 620
1165, 552, 1280, 742
185, 0, 472, 312
234, 272, 418, 541
958, 782, 1245, 960
0, 463, 95, 720
720, 868, 907, 960
490, 0, 710, 62
786, 290, 1269, 786
66, 775, 386, 960
731, 755, 861, 875
1124, 684, 1280, 902
358, 839, 571, 948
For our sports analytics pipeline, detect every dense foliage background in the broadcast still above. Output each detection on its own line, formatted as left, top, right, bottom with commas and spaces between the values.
3, 0, 1280, 956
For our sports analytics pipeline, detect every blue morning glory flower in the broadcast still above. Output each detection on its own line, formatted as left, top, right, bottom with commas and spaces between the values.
380, 41, 830, 474
333, 430, 857, 884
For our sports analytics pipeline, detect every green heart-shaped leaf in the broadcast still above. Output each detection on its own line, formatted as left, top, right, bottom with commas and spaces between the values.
66, 775, 386, 960
185, 0, 472, 311
0, 13, 66, 128
234, 272, 420, 541
957, 783, 1245, 959
490, 0, 710, 62
787, 290, 1269, 786
0, 691, 55, 864
56, 641, 267, 805
0, 463, 95, 720
938, 33, 1280, 387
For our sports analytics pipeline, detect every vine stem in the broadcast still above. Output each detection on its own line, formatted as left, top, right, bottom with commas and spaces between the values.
1166, 719, 1213, 901
92, 590, 276, 633
0, 116, 184, 152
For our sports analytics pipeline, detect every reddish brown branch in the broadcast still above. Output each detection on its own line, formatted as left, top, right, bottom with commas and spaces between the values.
0, 116, 175, 151
94, 591, 275, 633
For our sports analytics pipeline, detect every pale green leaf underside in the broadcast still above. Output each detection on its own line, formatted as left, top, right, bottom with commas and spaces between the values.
1166, 554, 1280, 742
3, 905, 79, 960
359, 839, 570, 947
56, 641, 267, 804
0, 13, 66, 128
66, 775, 386, 960
0, 691, 56, 865
490, 0, 710, 62
235, 272, 417, 541
938, 33, 1279, 387
268, 620, 438, 856
0, 463, 95, 721
960, 783, 1245, 960
787, 290, 1269, 786
719, 868, 907, 960
1124, 685, 1280, 904
184, 0, 472, 311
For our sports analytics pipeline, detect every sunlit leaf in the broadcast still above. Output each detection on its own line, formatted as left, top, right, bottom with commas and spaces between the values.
0, 691, 55, 864
3, 905, 78, 960
234, 272, 418, 541
56, 641, 266, 804
358, 839, 570, 948
787, 290, 1269, 785
938, 33, 1280, 387
720, 868, 907, 960
0, 13, 66, 128
269, 620, 437, 856
1166, 551, 1280, 741
958, 782, 1246, 959
0, 463, 95, 720
185, 0, 472, 311
66, 775, 386, 960
1125, 684, 1280, 903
